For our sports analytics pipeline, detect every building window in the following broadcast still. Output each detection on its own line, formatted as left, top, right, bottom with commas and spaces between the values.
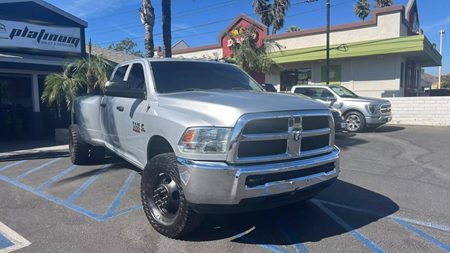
321, 65, 341, 84
280, 68, 312, 92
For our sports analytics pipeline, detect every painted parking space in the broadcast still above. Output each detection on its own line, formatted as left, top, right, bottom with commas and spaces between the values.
0, 158, 142, 222
0, 222, 31, 253
1, 152, 450, 253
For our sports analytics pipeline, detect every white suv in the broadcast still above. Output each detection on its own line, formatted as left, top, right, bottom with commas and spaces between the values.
291, 85, 392, 132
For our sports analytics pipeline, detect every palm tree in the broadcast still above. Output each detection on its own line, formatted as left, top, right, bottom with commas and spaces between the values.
354, 0, 370, 21
286, 25, 301, 32
253, 0, 274, 30
253, 0, 290, 35
140, 0, 155, 57
375, 0, 393, 8
42, 44, 112, 109
271, 0, 290, 34
162, 0, 172, 57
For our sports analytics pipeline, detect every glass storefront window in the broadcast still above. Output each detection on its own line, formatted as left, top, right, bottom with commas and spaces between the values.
0, 74, 33, 140
280, 68, 312, 92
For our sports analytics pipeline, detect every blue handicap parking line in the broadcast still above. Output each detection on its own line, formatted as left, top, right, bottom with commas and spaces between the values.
0, 222, 31, 252
393, 218, 450, 253
316, 199, 450, 233
65, 164, 111, 204
103, 171, 138, 218
0, 160, 27, 172
0, 160, 143, 222
270, 213, 309, 253
311, 199, 386, 253
36, 164, 79, 191
15, 158, 61, 180
0, 233, 14, 249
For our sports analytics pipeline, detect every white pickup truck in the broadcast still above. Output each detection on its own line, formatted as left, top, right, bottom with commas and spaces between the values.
70, 58, 340, 238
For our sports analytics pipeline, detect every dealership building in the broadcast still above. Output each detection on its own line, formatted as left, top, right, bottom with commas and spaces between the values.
0, 0, 87, 141
173, 0, 441, 98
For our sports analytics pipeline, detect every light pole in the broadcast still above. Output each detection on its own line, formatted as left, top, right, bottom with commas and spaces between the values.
326, 0, 331, 85
438, 29, 445, 89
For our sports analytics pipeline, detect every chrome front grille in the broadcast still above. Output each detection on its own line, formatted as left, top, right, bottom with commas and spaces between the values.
227, 110, 335, 164
380, 104, 391, 114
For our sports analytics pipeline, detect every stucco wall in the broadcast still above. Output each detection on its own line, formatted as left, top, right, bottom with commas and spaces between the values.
173, 48, 222, 59
274, 12, 402, 51
387, 97, 450, 126
266, 55, 404, 97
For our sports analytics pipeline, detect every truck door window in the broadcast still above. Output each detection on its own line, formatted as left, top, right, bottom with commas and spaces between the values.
318, 89, 334, 100
112, 65, 128, 81
127, 63, 146, 90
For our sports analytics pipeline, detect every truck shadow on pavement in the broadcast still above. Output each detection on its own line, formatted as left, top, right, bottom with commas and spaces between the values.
0, 151, 69, 162
183, 179, 399, 246
335, 133, 368, 150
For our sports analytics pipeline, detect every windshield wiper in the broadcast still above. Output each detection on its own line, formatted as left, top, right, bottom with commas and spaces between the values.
231, 87, 247, 90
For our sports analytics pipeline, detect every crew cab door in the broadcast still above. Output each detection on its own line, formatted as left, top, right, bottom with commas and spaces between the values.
102, 62, 148, 165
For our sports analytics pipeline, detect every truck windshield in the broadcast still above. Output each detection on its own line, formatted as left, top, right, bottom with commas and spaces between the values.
330, 86, 358, 98
150, 61, 264, 93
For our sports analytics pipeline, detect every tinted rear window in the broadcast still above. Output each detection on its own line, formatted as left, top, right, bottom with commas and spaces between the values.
150, 61, 263, 93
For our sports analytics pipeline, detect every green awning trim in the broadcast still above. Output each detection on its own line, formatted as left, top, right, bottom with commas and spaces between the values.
270, 35, 441, 67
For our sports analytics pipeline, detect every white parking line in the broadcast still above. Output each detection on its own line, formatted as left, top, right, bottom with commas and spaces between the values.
0, 222, 31, 253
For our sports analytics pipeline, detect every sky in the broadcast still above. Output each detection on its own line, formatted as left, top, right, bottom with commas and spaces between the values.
46, 0, 450, 76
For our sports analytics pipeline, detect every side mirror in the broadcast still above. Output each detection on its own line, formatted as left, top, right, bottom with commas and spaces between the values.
328, 97, 337, 106
263, 83, 277, 92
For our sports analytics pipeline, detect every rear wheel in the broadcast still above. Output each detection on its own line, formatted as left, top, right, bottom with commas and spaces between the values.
345, 111, 366, 132
69, 124, 90, 165
141, 153, 203, 238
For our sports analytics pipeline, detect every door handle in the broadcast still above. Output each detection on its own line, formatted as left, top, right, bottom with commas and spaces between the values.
116, 106, 124, 112
100, 103, 106, 107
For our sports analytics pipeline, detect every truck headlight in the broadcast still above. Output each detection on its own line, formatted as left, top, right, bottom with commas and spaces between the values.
366, 104, 380, 114
178, 127, 232, 154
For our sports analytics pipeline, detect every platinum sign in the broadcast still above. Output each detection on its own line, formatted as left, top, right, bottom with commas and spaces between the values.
0, 19, 81, 53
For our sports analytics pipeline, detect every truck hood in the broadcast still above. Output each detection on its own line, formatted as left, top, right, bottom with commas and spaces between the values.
156, 90, 328, 127
340, 96, 390, 104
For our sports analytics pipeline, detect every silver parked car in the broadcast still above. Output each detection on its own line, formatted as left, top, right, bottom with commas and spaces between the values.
291, 85, 392, 132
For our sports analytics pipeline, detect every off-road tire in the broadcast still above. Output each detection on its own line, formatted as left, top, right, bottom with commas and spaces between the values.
345, 111, 366, 133
141, 153, 203, 238
69, 124, 89, 165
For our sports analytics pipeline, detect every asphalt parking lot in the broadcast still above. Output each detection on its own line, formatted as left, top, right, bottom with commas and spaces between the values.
1, 125, 449, 253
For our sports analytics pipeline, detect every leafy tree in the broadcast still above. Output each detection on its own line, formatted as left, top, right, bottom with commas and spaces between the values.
42, 42, 112, 109
375, 0, 393, 8
354, 0, 370, 21
442, 74, 450, 89
286, 25, 301, 32
162, 0, 172, 57
253, 0, 290, 34
140, 0, 155, 57
108, 38, 143, 57
226, 26, 278, 73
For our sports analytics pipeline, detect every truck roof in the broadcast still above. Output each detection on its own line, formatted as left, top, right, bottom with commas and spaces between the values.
119, 57, 229, 66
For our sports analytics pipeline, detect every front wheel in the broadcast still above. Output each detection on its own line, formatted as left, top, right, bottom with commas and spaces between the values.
141, 153, 203, 238
345, 111, 366, 132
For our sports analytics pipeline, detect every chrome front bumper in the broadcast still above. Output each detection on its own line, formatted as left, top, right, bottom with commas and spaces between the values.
365, 114, 392, 125
177, 147, 340, 205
